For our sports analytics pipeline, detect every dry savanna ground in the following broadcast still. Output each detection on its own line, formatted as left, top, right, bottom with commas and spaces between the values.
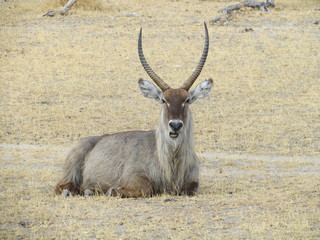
0, 0, 319, 239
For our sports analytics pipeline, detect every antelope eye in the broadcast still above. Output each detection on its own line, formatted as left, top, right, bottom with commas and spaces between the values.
185, 98, 190, 104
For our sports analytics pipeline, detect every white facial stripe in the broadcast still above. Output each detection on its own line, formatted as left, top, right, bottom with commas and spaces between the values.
163, 98, 170, 107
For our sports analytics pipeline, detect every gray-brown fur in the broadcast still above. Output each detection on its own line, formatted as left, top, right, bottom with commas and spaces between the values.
55, 135, 106, 195
55, 23, 213, 197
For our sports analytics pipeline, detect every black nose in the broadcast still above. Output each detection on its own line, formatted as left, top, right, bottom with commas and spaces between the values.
169, 120, 183, 132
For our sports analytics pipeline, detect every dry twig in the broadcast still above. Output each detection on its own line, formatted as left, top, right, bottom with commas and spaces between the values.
43, 0, 77, 17
210, 0, 275, 24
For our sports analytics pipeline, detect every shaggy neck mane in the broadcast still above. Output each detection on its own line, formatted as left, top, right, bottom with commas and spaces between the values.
155, 108, 194, 192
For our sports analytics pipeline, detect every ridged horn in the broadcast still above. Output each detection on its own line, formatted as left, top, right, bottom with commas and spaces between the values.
180, 22, 209, 91
138, 28, 170, 92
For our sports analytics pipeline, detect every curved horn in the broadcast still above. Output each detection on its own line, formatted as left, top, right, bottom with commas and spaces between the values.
138, 28, 170, 92
180, 22, 209, 91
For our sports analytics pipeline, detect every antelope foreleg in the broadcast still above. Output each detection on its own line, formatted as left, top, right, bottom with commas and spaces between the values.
181, 181, 199, 196
106, 175, 154, 198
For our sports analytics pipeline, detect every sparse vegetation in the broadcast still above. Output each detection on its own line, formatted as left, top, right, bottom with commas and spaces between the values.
0, 0, 319, 239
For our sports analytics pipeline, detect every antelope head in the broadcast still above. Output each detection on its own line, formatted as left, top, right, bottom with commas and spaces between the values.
138, 23, 213, 139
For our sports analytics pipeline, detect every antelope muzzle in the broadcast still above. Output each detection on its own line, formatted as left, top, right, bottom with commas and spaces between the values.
168, 120, 184, 138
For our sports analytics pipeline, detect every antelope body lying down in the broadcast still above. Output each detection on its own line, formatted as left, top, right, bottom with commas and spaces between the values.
55, 23, 213, 197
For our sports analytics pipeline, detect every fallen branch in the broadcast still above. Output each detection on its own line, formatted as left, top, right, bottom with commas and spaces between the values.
43, 0, 77, 17
218, 3, 244, 14
244, 0, 275, 11
210, 0, 275, 24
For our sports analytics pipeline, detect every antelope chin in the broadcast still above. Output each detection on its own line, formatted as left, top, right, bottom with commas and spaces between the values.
169, 132, 179, 139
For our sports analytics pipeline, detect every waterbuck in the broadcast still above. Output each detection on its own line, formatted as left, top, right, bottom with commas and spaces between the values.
55, 22, 213, 197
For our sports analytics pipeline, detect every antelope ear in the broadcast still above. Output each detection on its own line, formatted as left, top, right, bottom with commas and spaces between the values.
188, 78, 213, 104
138, 79, 164, 103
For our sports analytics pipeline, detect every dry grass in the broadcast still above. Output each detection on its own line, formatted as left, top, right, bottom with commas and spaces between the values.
1, 0, 320, 239
1, 145, 319, 239
1, 0, 319, 156
4, 0, 110, 13
56, 0, 107, 11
